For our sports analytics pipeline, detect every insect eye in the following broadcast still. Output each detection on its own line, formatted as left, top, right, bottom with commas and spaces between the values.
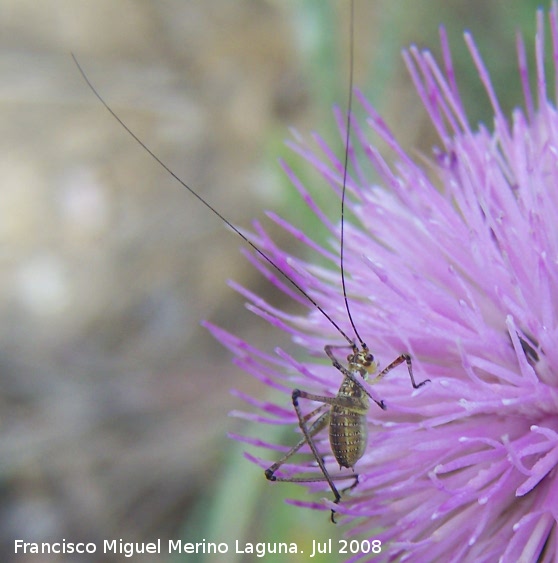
366, 354, 374, 363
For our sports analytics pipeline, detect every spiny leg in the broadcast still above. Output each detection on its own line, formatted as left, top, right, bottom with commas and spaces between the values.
265, 408, 357, 491
293, 390, 340, 506
326, 345, 430, 397
265, 405, 329, 480
266, 389, 362, 522
371, 353, 430, 388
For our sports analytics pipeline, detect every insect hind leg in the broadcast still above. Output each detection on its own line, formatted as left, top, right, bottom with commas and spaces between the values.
265, 388, 360, 523
265, 405, 329, 481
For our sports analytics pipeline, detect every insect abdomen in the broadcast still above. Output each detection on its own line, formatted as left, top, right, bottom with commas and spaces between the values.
329, 408, 368, 469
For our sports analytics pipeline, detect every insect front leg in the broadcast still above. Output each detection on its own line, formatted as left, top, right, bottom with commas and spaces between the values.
371, 353, 431, 388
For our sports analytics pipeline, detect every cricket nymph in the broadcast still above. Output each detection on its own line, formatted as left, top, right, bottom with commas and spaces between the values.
329, 377, 369, 469
266, 342, 428, 521
328, 346, 377, 469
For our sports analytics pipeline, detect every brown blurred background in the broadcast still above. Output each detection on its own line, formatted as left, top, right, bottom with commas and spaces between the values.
0, 0, 549, 561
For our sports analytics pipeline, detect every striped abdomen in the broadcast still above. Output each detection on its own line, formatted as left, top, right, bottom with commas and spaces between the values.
329, 395, 369, 469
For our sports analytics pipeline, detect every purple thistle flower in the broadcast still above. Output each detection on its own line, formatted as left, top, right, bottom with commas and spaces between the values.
206, 4, 558, 561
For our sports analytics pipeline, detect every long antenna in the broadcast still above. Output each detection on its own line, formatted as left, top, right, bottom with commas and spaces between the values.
72, 54, 355, 347
340, 0, 366, 348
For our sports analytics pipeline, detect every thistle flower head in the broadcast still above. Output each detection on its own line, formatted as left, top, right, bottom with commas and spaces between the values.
207, 5, 558, 561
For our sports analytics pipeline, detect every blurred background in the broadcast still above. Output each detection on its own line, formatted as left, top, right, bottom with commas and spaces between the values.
0, 0, 551, 561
